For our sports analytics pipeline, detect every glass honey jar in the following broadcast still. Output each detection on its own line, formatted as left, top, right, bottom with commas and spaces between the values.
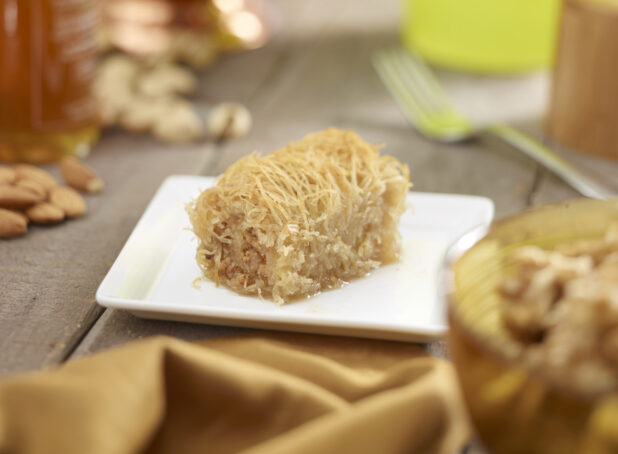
0, 0, 99, 163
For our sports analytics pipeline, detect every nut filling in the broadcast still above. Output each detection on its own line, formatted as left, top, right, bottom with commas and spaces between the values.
499, 222, 618, 394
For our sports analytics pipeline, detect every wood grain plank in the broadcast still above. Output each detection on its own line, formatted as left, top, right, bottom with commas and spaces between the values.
72, 309, 250, 357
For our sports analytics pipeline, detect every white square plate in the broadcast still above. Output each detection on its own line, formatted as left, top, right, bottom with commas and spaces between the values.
96, 176, 494, 342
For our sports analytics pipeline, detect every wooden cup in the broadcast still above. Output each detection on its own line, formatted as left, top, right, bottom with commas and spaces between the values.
546, 0, 618, 160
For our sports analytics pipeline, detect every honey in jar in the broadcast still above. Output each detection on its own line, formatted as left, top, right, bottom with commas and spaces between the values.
0, 0, 99, 163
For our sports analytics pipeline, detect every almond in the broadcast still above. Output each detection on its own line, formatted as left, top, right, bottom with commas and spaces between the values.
60, 157, 104, 193
137, 63, 197, 98
0, 208, 28, 238
13, 164, 58, 191
151, 99, 204, 143
0, 184, 45, 209
16, 178, 47, 199
12, 210, 29, 225
49, 186, 87, 218
0, 166, 17, 185
207, 103, 252, 140
26, 202, 65, 224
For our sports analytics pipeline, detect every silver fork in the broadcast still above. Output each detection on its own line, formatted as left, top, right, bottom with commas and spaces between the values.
373, 48, 616, 200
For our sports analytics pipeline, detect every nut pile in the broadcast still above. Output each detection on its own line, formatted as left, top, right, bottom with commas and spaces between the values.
0, 158, 103, 238
95, 55, 252, 143
500, 223, 618, 393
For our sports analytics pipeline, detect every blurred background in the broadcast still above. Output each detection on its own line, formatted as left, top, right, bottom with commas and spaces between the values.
1, 0, 616, 165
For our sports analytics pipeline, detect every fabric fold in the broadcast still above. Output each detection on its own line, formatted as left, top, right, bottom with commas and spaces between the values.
0, 333, 470, 454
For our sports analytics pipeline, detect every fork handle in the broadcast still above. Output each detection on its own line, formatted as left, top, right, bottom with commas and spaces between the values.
486, 124, 616, 200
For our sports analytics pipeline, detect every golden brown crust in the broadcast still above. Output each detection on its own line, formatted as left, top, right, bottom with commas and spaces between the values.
188, 128, 411, 304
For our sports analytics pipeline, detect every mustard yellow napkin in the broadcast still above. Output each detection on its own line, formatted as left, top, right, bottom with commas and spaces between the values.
0, 333, 470, 454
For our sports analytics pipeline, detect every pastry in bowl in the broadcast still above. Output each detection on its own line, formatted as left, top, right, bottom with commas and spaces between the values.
444, 198, 618, 454
499, 223, 618, 395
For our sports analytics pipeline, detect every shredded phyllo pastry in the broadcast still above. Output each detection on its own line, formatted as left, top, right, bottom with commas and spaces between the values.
187, 128, 411, 304
499, 222, 618, 393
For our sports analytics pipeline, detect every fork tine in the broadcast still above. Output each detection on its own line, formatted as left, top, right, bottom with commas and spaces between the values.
372, 51, 434, 128
393, 49, 456, 112
374, 48, 458, 128
385, 49, 441, 117
392, 49, 455, 113
373, 48, 474, 141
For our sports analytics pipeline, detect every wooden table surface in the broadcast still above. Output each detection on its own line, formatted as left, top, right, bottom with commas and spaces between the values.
1, 0, 617, 377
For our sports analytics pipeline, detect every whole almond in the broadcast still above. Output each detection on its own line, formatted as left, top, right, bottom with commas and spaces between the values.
12, 210, 29, 225
60, 157, 104, 193
13, 164, 58, 191
49, 186, 86, 218
0, 184, 45, 209
0, 166, 17, 185
16, 178, 47, 199
26, 202, 65, 224
0, 208, 28, 238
